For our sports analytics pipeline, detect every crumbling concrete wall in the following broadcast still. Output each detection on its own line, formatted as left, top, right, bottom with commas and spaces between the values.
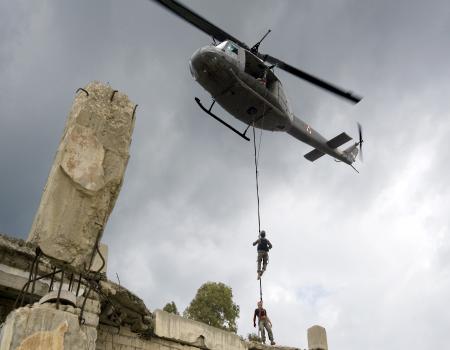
97, 324, 200, 350
96, 311, 302, 350
154, 310, 246, 350
28, 82, 136, 269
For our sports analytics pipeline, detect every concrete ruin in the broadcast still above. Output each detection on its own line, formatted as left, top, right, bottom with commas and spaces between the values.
28, 81, 136, 269
0, 82, 329, 350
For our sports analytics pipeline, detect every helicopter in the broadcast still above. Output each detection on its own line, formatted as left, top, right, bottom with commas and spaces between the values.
153, 0, 364, 170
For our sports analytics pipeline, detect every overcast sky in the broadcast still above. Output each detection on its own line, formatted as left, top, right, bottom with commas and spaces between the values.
1, 0, 450, 348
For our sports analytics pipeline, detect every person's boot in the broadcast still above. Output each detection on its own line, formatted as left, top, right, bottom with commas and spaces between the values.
270, 340, 276, 345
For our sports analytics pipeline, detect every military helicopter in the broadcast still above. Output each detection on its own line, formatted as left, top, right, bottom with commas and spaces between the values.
153, 0, 364, 169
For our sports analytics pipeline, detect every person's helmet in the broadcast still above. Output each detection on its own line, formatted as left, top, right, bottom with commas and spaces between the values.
260, 230, 266, 238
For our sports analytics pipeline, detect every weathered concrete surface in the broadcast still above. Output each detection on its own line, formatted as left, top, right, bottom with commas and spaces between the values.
28, 81, 136, 268
16, 321, 68, 350
0, 303, 97, 350
307, 325, 328, 350
154, 310, 247, 350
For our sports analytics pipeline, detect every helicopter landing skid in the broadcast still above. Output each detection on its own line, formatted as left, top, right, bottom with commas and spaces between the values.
195, 97, 250, 141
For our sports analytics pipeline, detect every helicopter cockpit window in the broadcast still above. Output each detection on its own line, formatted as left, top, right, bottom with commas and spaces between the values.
216, 41, 239, 56
226, 42, 239, 55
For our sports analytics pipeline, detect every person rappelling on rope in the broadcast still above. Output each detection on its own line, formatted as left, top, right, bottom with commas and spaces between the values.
253, 300, 275, 345
253, 230, 272, 279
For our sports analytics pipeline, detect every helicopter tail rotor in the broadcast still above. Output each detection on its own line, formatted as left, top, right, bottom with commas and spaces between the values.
357, 122, 364, 161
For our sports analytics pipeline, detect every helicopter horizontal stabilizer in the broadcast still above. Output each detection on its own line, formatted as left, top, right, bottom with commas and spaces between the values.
304, 148, 325, 162
326, 132, 352, 149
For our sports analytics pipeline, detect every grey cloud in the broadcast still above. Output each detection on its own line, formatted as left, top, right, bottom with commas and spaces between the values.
1, 0, 450, 348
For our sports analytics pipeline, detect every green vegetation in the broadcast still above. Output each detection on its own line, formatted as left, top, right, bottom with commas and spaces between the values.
184, 281, 240, 332
163, 301, 179, 315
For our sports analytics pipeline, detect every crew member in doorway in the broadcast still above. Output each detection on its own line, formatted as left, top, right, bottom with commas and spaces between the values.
253, 230, 272, 279
253, 301, 275, 345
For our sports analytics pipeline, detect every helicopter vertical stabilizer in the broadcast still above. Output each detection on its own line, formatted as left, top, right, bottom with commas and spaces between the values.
343, 143, 359, 164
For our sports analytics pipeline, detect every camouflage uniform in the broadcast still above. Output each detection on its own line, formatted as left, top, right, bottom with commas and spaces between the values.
257, 251, 269, 275
258, 318, 274, 344
253, 232, 272, 278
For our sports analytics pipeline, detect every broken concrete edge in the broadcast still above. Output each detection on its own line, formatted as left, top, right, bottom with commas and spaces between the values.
0, 233, 105, 283
151, 310, 304, 350
98, 279, 153, 333
246, 343, 302, 350
0, 233, 56, 278
97, 322, 304, 350
0, 233, 151, 333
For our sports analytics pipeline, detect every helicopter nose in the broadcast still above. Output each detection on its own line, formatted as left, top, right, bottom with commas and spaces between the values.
189, 47, 218, 79
189, 49, 202, 79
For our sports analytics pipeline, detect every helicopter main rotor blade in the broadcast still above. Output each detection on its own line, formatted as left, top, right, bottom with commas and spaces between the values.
261, 54, 362, 104
152, 0, 249, 50
152, 0, 362, 104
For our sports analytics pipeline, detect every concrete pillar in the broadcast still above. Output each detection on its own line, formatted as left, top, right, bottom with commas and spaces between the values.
307, 325, 328, 350
28, 82, 136, 269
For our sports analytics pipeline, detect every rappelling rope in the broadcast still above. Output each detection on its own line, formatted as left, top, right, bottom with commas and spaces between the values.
259, 278, 263, 302
252, 79, 268, 235
252, 82, 269, 305
252, 126, 262, 234
253, 126, 265, 306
